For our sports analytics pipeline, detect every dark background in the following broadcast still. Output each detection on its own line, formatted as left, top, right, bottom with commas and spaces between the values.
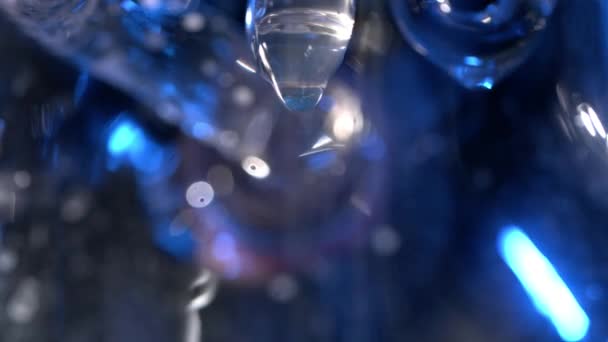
0, 0, 607, 341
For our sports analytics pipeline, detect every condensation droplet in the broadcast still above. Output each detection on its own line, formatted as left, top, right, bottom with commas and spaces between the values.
0, 248, 17, 273
143, 31, 168, 51
61, 194, 90, 223
242, 156, 271, 179
182, 13, 205, 32
200, 59, 219, 77
232, 85, 255, 108
268, 274, 299, 302
218, 130, 240, 149
13, 171, 31, 189
371, 225, 401, 256
185, 181, 215, 208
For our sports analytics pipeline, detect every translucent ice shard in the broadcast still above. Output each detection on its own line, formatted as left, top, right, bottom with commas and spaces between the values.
247, 1, 355, 111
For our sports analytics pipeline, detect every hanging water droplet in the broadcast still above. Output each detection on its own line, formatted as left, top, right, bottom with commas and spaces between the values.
390, 0, 557, 89
247, 0, 355, 111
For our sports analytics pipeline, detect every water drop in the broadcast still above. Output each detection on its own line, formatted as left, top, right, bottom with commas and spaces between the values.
0, 249, 17, 273
13, 170, 31, 189
242, 156, 271, 179
61, 193, 91, 223
268, 274, 299, 302
182, 12, 205, 32
371, 225, 401, 256
247, 0, 355, 111
390, 0, 557, 89
185, 181, 215, 208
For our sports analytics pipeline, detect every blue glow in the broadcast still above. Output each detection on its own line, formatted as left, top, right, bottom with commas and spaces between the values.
212, 232, 240, 278
107, 121, 141, 155
106, 117, 179, 180
161, 82, 177, 97
0, 118, 6, 135
478, 78, 494, 90
211, 38, 234, 60
318, 95, 335, 112
191, 122, 213, 139
120, 0, 137, 11
73, 72, 89, 104
72, 0, 87, 13
305, 150, 337, 170
498, 227, 590, 341
464, 55, 483, 67
245, 6, 253, 27
193, 83, 217, 104
154, 222, 195, 261
129, 139, 164, 173
361, 133, 386, 161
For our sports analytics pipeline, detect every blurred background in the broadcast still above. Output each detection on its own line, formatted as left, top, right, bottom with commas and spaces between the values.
0, 0, 606, 341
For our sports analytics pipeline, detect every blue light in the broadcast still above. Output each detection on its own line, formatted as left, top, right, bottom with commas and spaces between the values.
245, 6, 253, 27
73, 72, 89, 105
464, 55, 483, 67
191, 122, 213, 140
154, 222, 195, 261
72, 0, 87, 13
212, 232, 240, 279
478, 78, 494, 90
106, 116, 179, 180
361, 133, 386, 161
107, 121, 141, 155
161, 82, 177, 97
305, 150, 337, 171
120, 0, 137, 12
498, 227, 590, 341
129, 139, 165, 173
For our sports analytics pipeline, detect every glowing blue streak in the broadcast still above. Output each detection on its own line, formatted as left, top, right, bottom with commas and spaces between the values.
498, 227, 590, 342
